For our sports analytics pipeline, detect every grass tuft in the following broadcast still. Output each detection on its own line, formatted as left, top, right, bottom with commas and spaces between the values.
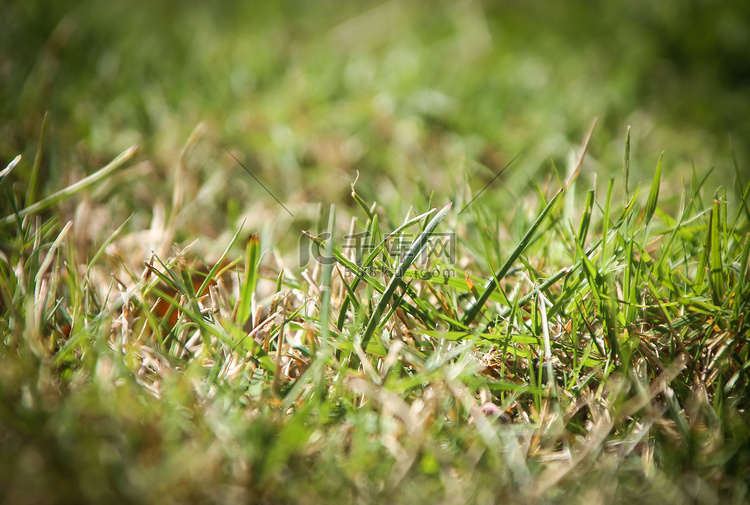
2, 3, 750, 503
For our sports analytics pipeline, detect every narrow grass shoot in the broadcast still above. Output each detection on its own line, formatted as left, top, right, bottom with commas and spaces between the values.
359, 202, 453, 353
26, 111, 50, 207
0, 145, 138, 227
237, 233, 261, 327
463, 188, 563, 326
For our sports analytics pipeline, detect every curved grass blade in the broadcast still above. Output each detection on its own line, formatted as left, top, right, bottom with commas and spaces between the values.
351, 173, 375, 221
0, 145, 138, 226
302, 230, 386, 293
623, 125, 631, 201
27, 111, 50, 206
463, 189, 563, 326
359, 202, 452, 353
709, 198, 724, 304
0, 155, 21, 185
577, 188, 595, 248
319, 204, 336, 344
335, 208, 438, 328
196, 226, 245, 300
237, 234, 261, 327
644, 152, 663, 231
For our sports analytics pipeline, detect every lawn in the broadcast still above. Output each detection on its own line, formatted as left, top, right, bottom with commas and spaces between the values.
1, 1, 750, 504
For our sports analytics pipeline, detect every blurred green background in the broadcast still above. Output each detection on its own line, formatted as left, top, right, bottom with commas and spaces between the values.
2, 0, 749, 229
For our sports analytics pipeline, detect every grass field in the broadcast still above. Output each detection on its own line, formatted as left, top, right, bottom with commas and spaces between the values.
2, 1, 750, 504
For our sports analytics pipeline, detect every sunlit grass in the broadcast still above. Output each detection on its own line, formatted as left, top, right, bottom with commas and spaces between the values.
2, 125, 748, 503
2, 1, 750, 504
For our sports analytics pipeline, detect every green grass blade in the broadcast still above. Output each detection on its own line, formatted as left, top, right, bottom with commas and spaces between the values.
196, 225, 245, 299
709, 198, 724, 304
85, 215, 133, 278
623, 125, 631, 201
577, 240, 620, 363
27, 111, 50, 206
735, 235, 750, 322
319, 204, 336, 343
695, 217, 710, 290
577, 188, 595, 247
332, 208, 438, 330
303, 230, 385, 293
351, 174, 375, 221
0, 155, 21, 184
463, 188, 563, 326
644, 152, 663, 229
359, 202, 452, 353
0, 145, 138, 226
237, 234, 261, 327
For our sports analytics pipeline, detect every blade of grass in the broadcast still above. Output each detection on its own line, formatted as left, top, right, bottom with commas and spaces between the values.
695, 213, 710, 290
601, 177, 614, 261
351, 172, 375, 221
463, 188, 563, 326
577, 188, 595, 248
644, 152, 663, 233
735, 235, 750, 323
237, 234, 261, 327
34, 221, 73, 286
578, 240, 620, 363
27, 111, 50, 206
335, 208, 436, 329
303, 230, 385, 293
538, 292, 557, 398
564, 118, 597, 190
0, 145, 138, 226
359, 202, 452, 353
708, 197, 724, 304
419, 330, 540, 345
85, 215, 133, 279
197, 225, 246, 301
0, 155, 22, 185
623, 125, 631, 202
319, 204, 336, 344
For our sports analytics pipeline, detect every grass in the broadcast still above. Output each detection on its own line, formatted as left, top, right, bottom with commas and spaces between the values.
2, 1, 750, 504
